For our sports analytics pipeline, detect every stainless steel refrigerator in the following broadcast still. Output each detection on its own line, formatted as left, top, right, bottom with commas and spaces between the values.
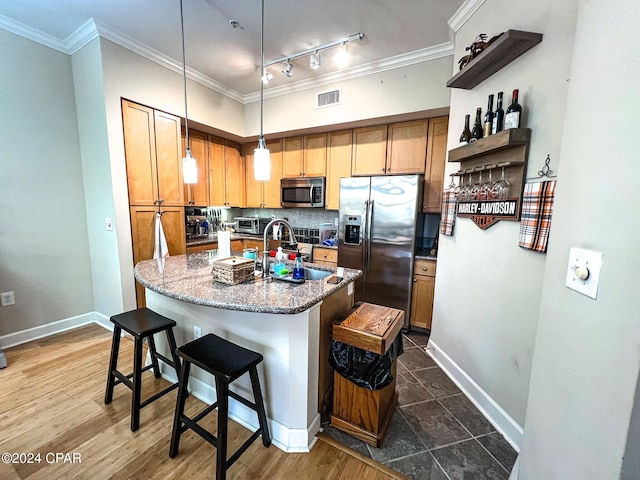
338, 175, 424, 327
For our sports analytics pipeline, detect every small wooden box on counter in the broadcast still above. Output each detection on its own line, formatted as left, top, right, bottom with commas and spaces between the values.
211, 256, 255, 285
330, 303, 404, 447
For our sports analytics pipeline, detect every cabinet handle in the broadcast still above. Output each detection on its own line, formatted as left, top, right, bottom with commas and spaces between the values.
158, 199, 164, 204
413, 278, 417, 282
422, 267, 427, 271
381, 167, 385, 172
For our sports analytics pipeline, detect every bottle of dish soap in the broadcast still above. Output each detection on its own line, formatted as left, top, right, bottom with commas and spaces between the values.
273, 246, 286, 275
292, 249, 305, 280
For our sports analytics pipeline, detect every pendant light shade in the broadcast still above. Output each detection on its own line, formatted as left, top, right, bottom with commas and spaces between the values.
255, 0, 271, 181
254, 136, 271, 181
180, 0, 198, 184
183, 147, 198, 184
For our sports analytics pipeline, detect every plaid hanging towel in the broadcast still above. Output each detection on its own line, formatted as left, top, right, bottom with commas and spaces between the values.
440, 190, 457, 236
519, 180, 557, 253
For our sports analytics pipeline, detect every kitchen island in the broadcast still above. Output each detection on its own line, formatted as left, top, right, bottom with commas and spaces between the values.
134, 251, 361, 452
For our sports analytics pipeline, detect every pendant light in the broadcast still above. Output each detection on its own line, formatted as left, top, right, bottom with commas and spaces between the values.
254, 0, 271, 181
180, 0, 197, 184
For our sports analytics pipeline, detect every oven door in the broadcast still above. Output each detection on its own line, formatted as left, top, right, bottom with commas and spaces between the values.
281, 177, 325, 208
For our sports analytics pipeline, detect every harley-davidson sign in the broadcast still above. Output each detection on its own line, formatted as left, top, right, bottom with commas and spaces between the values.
457, 199, 519, 229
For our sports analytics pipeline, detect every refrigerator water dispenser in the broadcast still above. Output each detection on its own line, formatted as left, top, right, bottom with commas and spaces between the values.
344, 215, 362, 245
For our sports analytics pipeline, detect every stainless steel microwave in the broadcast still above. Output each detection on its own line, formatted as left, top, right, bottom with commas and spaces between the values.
281, 177, 325, 208
235, 217, 271, 234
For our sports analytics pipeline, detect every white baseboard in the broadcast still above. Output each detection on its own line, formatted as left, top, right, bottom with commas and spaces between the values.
0, 311, 112, 349
426, 340, 523, 452
163, 362, 320, 453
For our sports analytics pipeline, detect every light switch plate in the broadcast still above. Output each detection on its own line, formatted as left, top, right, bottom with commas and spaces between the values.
565, 247, 603, 299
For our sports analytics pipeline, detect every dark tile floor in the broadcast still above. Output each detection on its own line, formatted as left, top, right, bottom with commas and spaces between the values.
322, 330, 518, 480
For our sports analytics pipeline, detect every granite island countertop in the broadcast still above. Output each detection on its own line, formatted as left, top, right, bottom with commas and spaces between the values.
135, 250, 362, 315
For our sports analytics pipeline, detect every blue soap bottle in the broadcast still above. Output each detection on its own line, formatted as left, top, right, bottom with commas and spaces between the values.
292, 249, 305, 280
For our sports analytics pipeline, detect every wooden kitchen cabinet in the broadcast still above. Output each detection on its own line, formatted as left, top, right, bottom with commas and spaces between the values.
410, 259, 436, 330
208, 136, 245, 207
282, 135, 326, 178
313, 246, 338, 266
386, 119, 428, 174
129, 206, 186, 307
326, 130, 353, 210
351, 125, 388, 176
244, 138, 283, 208
423, 116, 449, 213
183, 130, 209, 206
122, 100, 184, 206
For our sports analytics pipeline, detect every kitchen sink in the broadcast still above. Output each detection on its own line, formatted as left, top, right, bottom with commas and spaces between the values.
304, 267, 333, 280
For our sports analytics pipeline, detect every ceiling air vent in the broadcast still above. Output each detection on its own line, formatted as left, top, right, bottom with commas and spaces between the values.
316, 88, 341, 108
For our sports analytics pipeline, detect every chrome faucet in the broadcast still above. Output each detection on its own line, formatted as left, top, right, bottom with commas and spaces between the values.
262, 218, 297, 277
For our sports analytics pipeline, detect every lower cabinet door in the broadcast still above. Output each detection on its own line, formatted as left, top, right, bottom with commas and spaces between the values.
410, 273, 435, 330
130, 206, 186, 307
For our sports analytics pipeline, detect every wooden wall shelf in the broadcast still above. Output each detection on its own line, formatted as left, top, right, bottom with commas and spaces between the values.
447, 30, 543, 90
449, 128, 531, 163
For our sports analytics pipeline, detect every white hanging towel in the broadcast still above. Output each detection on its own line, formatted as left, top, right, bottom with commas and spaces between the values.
153, 212, 170, 259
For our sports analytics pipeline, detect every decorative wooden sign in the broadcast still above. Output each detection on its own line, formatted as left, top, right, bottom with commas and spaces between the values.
457, 199, 519, 229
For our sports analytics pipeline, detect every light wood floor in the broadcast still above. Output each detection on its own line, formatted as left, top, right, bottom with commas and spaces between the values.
0, 324, 406, 480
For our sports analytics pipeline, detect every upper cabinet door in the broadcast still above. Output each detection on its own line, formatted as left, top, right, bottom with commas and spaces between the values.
303, 133, 327, 177
154, 110, 183, 206
326, 130, 353, 210
183, 130, 209, 206
423, 116, 449, 213
224, 140, 245, 207
243, 144, 262, 208
282, 136, 304, 178
351, 125, 388, 176
208, 135, 225, 206
122, 100, 158, 206
263, 138, 283, 208
386, 119, 428, 175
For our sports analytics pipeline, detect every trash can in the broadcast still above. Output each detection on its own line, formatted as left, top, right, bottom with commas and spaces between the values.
329, 302, 404, 447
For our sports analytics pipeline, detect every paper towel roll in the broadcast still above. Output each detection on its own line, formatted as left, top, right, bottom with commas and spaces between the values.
218, 230, 231, 258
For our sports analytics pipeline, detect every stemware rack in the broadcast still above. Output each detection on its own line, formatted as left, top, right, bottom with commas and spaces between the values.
448, 128, 531, 227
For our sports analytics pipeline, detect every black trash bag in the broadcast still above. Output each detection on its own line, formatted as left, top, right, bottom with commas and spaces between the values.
328, 334, 403, 390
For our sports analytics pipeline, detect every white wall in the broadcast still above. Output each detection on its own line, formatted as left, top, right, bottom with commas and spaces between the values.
517, 0, 640, 477
429, 0, 579, 434
0, 30, 93, 337
72, 38, 123, 317
244, 56, 454, 136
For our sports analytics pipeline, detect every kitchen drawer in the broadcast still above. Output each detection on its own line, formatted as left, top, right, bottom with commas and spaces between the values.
187, 242, 217, 254
313, 247, 338, 264
414, 259, 436, 276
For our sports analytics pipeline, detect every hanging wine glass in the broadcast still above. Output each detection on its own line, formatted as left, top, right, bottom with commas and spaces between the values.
493, 166, 511, 200
470, 171, 483, 200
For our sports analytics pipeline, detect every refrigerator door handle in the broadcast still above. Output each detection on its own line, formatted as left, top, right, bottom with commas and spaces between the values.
362, 200, 369, 265
366, 199, 374, 267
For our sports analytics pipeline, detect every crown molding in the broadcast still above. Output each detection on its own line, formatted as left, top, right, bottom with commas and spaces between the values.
0, 14, 68, 52
2, 13, 454, 105
245, 42, 454, 103
448, 0, 486, 33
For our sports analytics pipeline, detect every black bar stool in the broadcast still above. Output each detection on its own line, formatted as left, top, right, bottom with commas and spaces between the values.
169, 333, 271, 480
104, 307, 182, 431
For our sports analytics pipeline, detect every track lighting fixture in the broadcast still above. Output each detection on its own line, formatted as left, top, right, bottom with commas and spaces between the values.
264, 32, 364, 77
281, 60, 293, 77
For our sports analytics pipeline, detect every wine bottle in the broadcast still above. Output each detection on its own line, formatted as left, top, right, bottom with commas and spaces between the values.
483, 94, 494, 137
505, 89, 522, 129
470, 108, 483, 141
459, 114, 471, 145
492, 91, 504, 134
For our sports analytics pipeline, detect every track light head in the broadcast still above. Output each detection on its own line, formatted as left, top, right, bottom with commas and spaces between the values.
261, 69, 273, 84
310, 51, 320, 69
281, 60, 293, 77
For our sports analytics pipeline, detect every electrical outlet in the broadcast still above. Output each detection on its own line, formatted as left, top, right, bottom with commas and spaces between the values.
1, 291, 15, 307
193, 325, 202, 339
105, 217, 113, 231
